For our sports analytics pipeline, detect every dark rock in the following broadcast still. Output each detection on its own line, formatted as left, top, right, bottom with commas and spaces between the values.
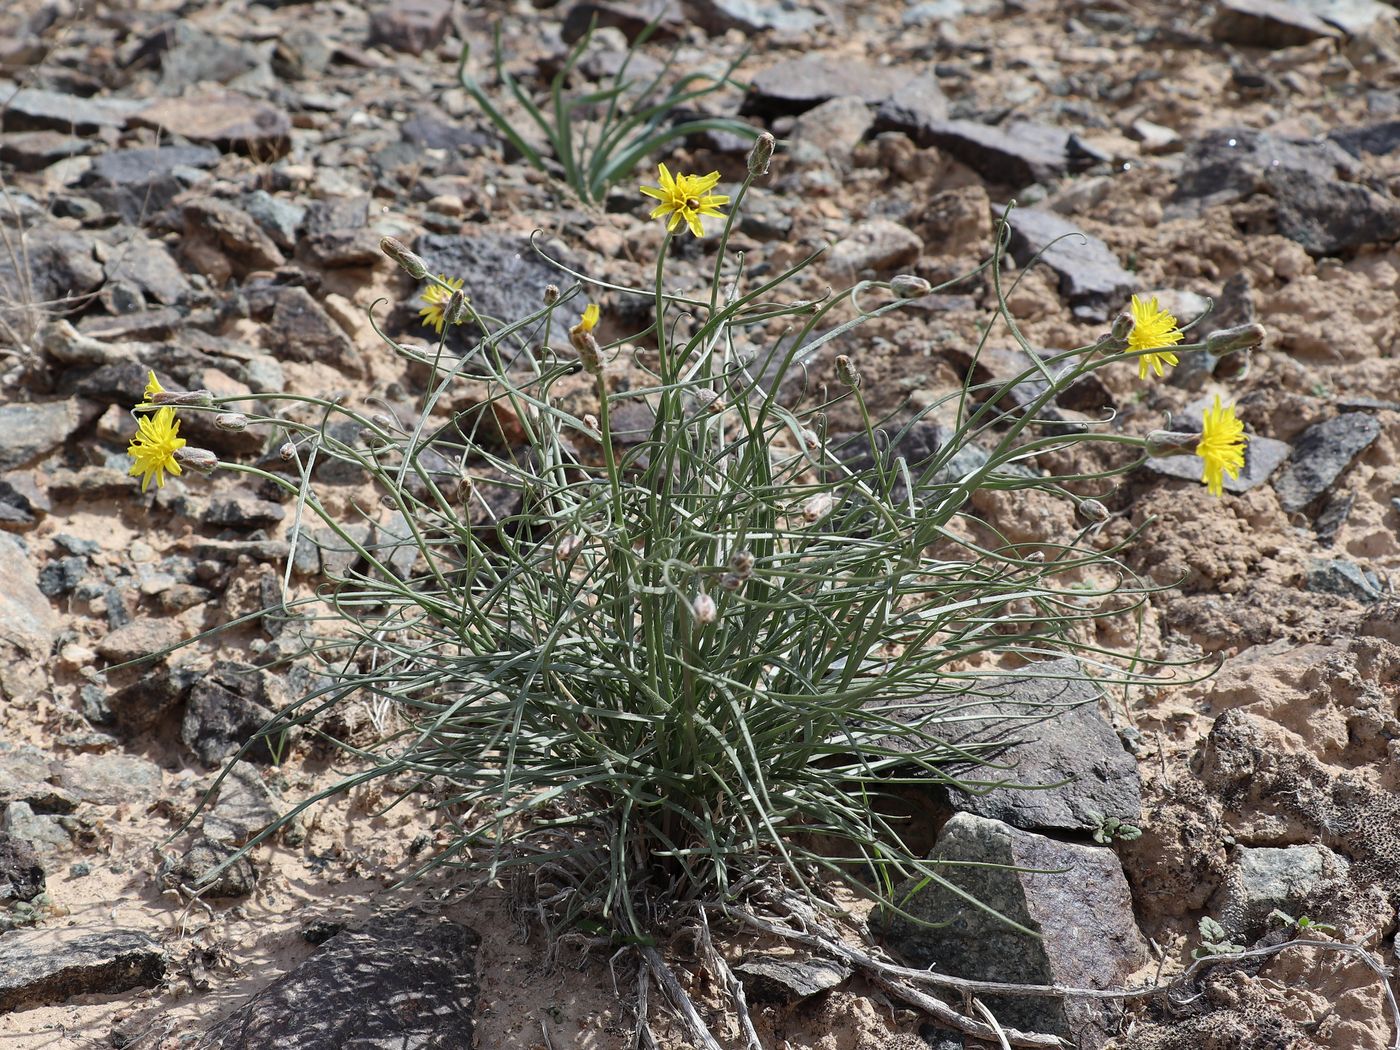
204, 496, 286, 530
0, 742, 73, 813
1314, 491, 1354, 546
182, 198, 287, 278
197, 910, 480, 1049
1169, 128, 1400, 256
300, 229, 381, 269
688, 0, 825, 34
241, 190, 306, 250
1211, 844, 1348, 940
0, 832, 45, 903
180, 661, 286, 765
560, 1, 684, 44
0, 928, 164, 1011
168, 838, 257, 898
303, 195, 369, 236
204, 761, 282, 846
1306, 558, 1383, 602
369, 0, 452, 55
104, 232, 190, 306
0, 226, 104, 312
1330, 118, 1400, 159
400, 111, 490, 152
0, 473, 48, 531
79, 306, 185, 343
157, 24, 269, 94
413, 233, 572, 333
264, 285, 360, 373
1, 802, 69, 855
826, 219, 922, 276
86, 144, 222, 187
132, 94, 291, 159
735, 955, 852, 1001
743, 57, 913, 118
1003, 207, 1133, 322
37, 556, 85, 597
878, 813, 1146, 1047
0, 86, 142, 135
902, 120, 1070, 186
56, 752, 164, 806
0, 130, 92, 171
1273, 413, 1381, 512
789, 96, 874, 167
873, 75, 950, 140
1146, 434, 1291, 494
928, 658, 1142, 834
108, 665, 199, 734
1211, 0, 1340, 47
302, 918, 347, 945
0, 402, 83, 471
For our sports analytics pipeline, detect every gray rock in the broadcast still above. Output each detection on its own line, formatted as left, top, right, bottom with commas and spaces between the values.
1212, 0, 1341, 46
1212, 844, 1348, 939
561, 1, 685, 44
930, 658, 1142, 834
86, 144, 222, 186
55, 752, 164, 806
104, 232, 190, 306
878, 814, 1146, 1046
0, 401, 83, 472
37, 556, 85, 597
1003, 207, 1134, 322
734, 955, 852, 1001
300, 229, 382, 269
108, 665, 199, 734
743, 57, 913, 118
2, 802, 70, 855
197, 910, 480, 1049
181, 661, 285, 765
158, 24, 270, 94
1273, 413, 1381, 512
873, 75, 950, 139
904, 119, 1070, 186
1146, 434, 1291, 494
369, 0, 452, 55
0, 129, 92, 171
168, 838, 257, 898
204, 496, 286, 531
0, 85, 142, 135
263, 285, 360, 374
0, 927, 164, 1011
0, 532, 58, 659
0, 743, 72, 813
182, 197, 286, 275
0, 473, 48, 530
790, 96, 873, 167
204, 761, 282, 846
96, 617, 187, 665
413, 233, 573, 333
132, 94, 291, 158
1297, 0, 1396, 36
826, 219, 922, 276
1306, 558, 1384, 602
1330, 119, 1400, 159
1170, 128, 1400, 257
0, 226, 104, 313
0, 832, 45, 902
1314, 490, 1354, 546
688, 0, 825, 34
240, 190, 306, 251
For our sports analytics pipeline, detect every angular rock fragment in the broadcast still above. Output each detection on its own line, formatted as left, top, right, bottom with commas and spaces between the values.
826, 219, 922, 276
181, 662, 286, 765
743, 57, 913, 118
688, 0, 825, 34
1212, 844, 1349, 939
168, 838, 257, 898
1272, 412, 1381, 512
0, 86, 142, 135
1146, 433, 1291, 494
0, 928, 164, 1011
1003, 207, 1133, 321
369, 0, 452, 55
1211, 0, 1341, 47
133, 94, 291, 158
735, 955, 852, 1001
0, 832, 45, 903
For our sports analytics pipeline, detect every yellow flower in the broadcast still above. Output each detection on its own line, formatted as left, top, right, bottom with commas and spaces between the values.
143, 370, 165, 403
640, 163, 730, 237
419, 275, 467, 334
1196, 396, 1247, 497
575, 302, 599, 335
1127, 294, 1183, 380
127, 407, 186, 492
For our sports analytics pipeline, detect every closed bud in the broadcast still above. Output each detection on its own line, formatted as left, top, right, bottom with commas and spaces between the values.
1110, 312, 1134, 343
572, 329, 603, 374
379, 236, 428, 280
801, 427, 821, 450
544, 284, 560, 305
554, 533, 583, 561
747, 131, 775, 177
803, 492, 833, 522
1205, 322, 1266, 356
692, 593, 717, 624
584, 413, 599, 431
173, 446, 218, 474
729, 549, 754, 578
720, 572, 743, 592
1078, 498, 1110, 523
890, 274, 932, 299
1145, 430, 1201, 457
444, 289, 470, 326
214, 412, 248, 432
278, 441, 297, 462
685, 389, 723, 417
152, 389, 214, 407
835, 354, 861, 389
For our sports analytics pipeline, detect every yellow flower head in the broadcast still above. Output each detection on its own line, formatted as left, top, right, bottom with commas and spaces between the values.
575, 302, 599, 334
1127, 294, 1183, 380
419, 275, 467, 334
127, 406, 186, 492
143, 370, 165, 403
640, 163, 730, 238
1196, 396, 1247, 497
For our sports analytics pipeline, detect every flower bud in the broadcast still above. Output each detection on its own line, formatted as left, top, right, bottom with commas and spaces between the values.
692, 593, 717, 624
835, 355, 861, 389
1078, 498, 1110, 523
729, 549, 754, 578
214, 413, 249, 432
801, 428, 821, 450
572, 329, 603, 374
173, 446, 218, 474
1205, 322, 1266, 356
890, 274, 932, 299
584, 413, 599, 431
1110, 312, 1134, 342
803, 493, 833, 522
685, 389, 723, 417
554, 534, 583, 561
1145, 430, 1201, 457
152, 389, 214, 407
279, 441, 297, 462
444, 288, 471, 327
747, 132, 775, 177
544, 284, 560, 305
720, 572, 743, 592
379, 236, 428, 280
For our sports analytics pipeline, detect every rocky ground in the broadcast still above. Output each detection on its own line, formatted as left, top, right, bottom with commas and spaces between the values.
2, 0, 1400, 1047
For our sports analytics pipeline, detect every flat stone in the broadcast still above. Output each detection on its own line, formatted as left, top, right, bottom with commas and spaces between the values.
560, 1, 684, 44
0, 473, 48, 531
0, 927, 164, 1011
0, 226, 104, 314
0, 832, 45, 903
735, 955, 852, 1001
182, 197, 286, 277
743, 57, 913, 118
1330, 118, 1400, 158
826, 219, 921, 275
133, 94, 290, 158
873, 74, 950, 140
96, 617, 187, 665
1212, 0, 1341, 47
103, 232, 190, 306
902, 119, 1070, 186
197, 910, 480, 1049
412, 233, 574, 334
0, 85, 143, 135
1212, 844, 1348, 939
55, 752, 164, 806
85, 144, 222, 186
1306, 558, 1383, 602
1146, 434, 1291, 494
1003, 207, 1133, 322
264, 285, 360, 374
157, 23, 269, 94
204, 496, 286, 530
688, 0, 825, 34
204, 761, 282, 846
0, 532, 58, 660
790, 96, 874, 166
181, 661, 286, 766
1273, 412, 1381, 512
369, 0, 452, 55
929, 658, 1142, 834
878, 814, 1146, 1046
1296, 0, 1396, 36
2, 802, 70, 855
0, 130, 92, 171
0, 401, 82, 472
